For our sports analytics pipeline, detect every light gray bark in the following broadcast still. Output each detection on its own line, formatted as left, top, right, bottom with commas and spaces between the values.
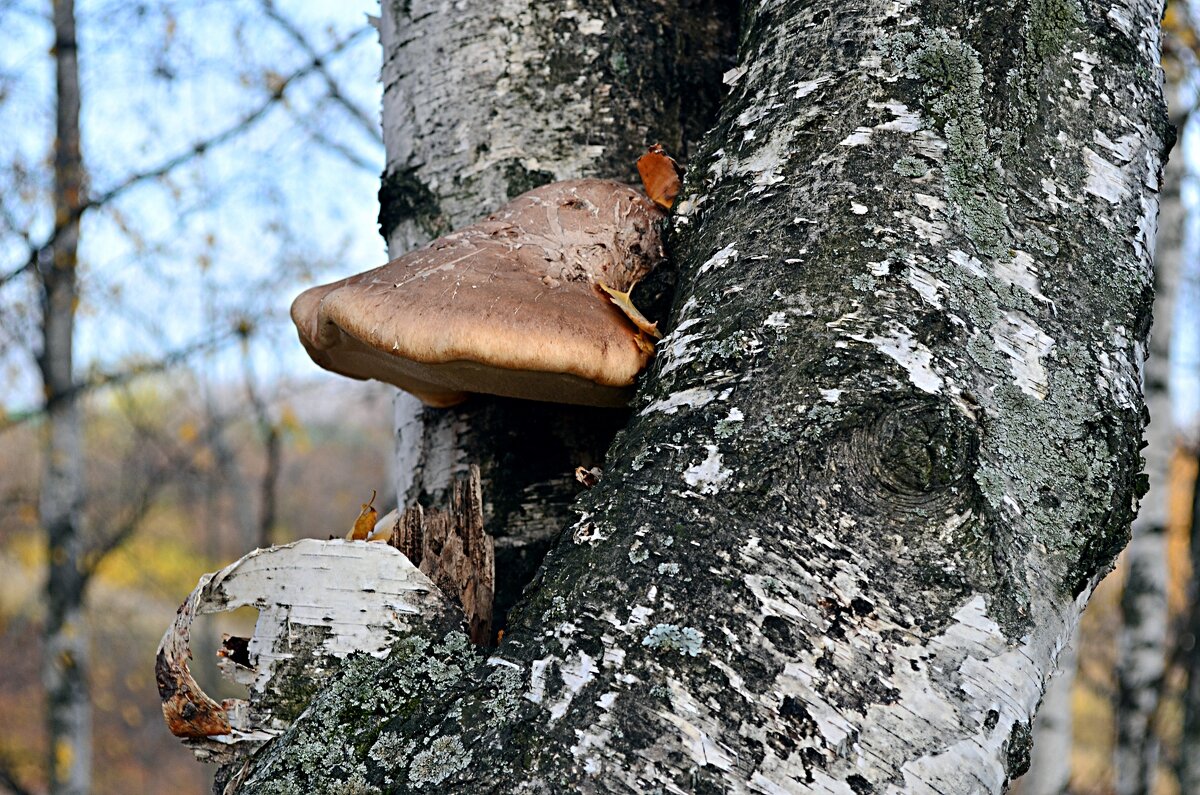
1181, 351, 1200, 795
1013, 628, 1076, 795
225, 0, 1169, 792
39, 0, 91, 792
1113, 83, 1186, 795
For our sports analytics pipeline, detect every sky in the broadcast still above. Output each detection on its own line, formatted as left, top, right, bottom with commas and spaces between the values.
1172, 88, 1200, 437
0, 0, 388, 414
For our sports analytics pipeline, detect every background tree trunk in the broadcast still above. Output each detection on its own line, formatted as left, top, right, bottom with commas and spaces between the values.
224, 0, 1170, 791
1180, 451, 1200, 794
1112, 84, 1187, 795
38, 1, 90, 793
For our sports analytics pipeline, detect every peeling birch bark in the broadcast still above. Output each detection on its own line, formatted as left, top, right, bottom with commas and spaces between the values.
157, 539, 460, 765
226, 0, 1168, 792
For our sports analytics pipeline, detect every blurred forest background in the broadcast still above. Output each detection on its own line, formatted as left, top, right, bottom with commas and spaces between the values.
0, 1, 395, 792
3, 2, 1200, 795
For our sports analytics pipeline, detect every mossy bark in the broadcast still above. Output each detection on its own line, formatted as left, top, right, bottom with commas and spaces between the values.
229, 0, 1169, 791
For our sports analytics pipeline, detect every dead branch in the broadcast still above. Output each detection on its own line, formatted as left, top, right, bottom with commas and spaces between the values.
0, 24, 373, 291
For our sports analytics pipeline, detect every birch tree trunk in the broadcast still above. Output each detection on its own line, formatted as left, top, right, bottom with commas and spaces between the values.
38, 0, 90, 792
224, 0, 1169, 791
1014, 629, 1077, 795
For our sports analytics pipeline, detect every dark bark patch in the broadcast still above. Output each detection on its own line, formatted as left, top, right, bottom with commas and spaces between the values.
378, 166, 444, 242
1004, 718, 1033, 778
503, 160, 555, 199
847, 773, 875, 794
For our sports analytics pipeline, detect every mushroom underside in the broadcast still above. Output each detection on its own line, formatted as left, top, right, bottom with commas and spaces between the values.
298, 331, 636, 407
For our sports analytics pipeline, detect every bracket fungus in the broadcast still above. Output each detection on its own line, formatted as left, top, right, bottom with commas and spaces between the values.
290, 178, 667, 407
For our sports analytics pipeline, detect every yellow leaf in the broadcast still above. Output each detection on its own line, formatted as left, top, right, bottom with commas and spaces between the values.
346, 490, 378, 540
597, 283, 662, 339
279, 405, 301, 434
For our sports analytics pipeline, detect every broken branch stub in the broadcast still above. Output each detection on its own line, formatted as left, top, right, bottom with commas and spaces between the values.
156, 539, 461, 763
388, 464, 495, 645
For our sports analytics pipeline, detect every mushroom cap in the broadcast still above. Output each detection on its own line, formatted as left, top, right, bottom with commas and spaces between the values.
291, 179, 666, 407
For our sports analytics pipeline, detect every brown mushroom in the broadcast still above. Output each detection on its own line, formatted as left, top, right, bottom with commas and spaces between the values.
291, 179, 666, 407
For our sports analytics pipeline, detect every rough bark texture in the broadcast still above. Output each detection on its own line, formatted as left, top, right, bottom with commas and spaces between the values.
1113, 83, 1186, 795
381, 0, 737, 632
390, 466, 495, 645
39, 1, 90, 792
229, 0, 1168, 792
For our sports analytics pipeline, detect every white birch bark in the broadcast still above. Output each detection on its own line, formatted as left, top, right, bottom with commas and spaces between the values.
222, 0, 1170, 792
1013, 628, 1076, 795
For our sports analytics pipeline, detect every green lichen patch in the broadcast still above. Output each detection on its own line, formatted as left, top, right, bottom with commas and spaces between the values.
482, 664, 524, 722
893, 156, 929, 178
629, 540, 650, 564
1024, 227, 1060, 256
895, 29, 1009, 257
367, 731, 415, 768
232, 626, 484, 793
643, 624, 704, 656
408, 735, 472, 788
1027, 0, 1084, 61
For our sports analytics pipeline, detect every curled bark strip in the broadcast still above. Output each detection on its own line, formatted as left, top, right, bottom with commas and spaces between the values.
155, 539, 457, 762
156, 588, 234, 739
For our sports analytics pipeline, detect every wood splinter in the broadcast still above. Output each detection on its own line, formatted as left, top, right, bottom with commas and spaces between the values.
387, 464, 495, 645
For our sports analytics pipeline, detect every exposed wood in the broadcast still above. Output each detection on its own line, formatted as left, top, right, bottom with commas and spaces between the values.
390, 465, 495, 645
